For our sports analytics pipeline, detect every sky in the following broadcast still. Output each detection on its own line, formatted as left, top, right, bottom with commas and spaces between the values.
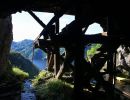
12, 11, 103, 42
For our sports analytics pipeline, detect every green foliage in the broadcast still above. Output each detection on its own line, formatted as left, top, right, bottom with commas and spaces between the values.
11, 66, 29, 81
32, 70, 53, 86
38, 70, 49, 79
86, 44, 102, 60
9, 52, 39, 78
35, 79, 73, 100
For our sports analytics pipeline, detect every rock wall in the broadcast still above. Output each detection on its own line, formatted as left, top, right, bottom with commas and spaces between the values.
0, 16, 13, 76
116, 45, 130, 76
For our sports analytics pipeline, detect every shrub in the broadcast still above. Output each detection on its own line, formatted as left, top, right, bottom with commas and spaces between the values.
35, 79, 73, 100
86, 44, 102, 61
32, 70, 53, 86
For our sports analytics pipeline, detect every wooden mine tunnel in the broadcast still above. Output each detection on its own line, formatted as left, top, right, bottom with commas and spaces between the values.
1, 0, 130, 99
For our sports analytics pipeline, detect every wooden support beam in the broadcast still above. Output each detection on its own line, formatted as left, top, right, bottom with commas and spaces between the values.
53, 20, 60, 77
73, 11, 85, 98
28, 10, 46, 28
74, 44, 84, 98
34, 34, 109, 51
53, 53, 57, 76
47, 52, 54, 71
107, 51, 114, 83
84, 34, 108, 44
55, 19, 59, 35
34, 11, 65, 42
105, 17, 116, 99
53, 49, 60, 77
113, 52, 117, 85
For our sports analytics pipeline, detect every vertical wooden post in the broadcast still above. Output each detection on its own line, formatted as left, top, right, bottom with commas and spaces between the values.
107, 51, 114, 83
47, 52, 54, 71
53, 50, 60, 77
56, 19, 59, 35
53, 53, 57, 76
107, 17, 114, 84
47, 52, 51, 71
53, 19, 60, 77
113, 52, 117, 85
106, 17, 115, 99
53, 51, 60, 77
73, 10, 85, 98
74, 45, 84, 98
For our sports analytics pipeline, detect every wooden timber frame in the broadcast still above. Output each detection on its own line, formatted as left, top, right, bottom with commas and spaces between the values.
30, 9, 122, 99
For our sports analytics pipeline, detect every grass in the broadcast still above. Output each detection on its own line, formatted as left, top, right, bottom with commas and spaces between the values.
32, 70, 73, 100
11, 66, 29, 81
35, 79, 73, 100
32, 70, 53, 86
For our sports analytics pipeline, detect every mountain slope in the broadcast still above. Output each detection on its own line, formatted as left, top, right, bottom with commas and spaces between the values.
9, 52, 39, 78
11, 39, 46, 60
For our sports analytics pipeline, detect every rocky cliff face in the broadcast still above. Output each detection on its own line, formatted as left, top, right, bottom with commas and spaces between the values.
0, 16, 13, 76
116, 45, 130, 76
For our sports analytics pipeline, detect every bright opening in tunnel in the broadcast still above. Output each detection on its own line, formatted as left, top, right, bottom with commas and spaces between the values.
11, 11, 75, 70
11, 11, 104, 72
12, 11, 75, 42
